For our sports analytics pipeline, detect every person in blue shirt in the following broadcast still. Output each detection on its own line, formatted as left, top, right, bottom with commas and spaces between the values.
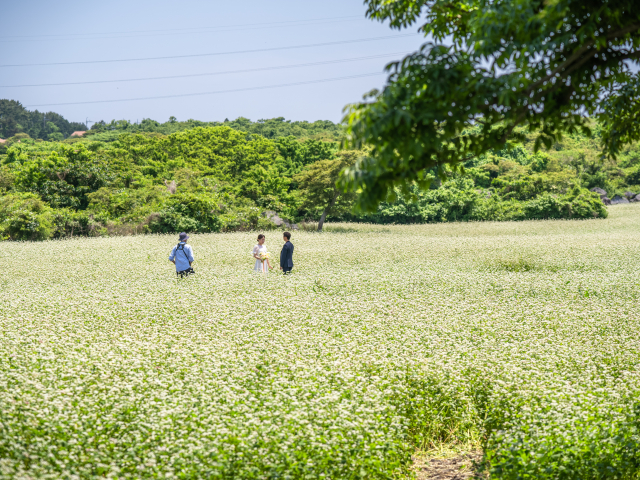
169, 232, 195, 277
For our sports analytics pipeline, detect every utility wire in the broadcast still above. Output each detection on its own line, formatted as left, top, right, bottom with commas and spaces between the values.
0, 34, 417, 68
0, 17, 364, 43
24, 71, 387, 107
1, 52, 404, 88
0, 15, 363, 39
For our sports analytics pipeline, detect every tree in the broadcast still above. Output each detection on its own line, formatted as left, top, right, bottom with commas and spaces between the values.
46, 122, 63, 141
341, 0, 640, 212
0, 99, 28, 138
0, 99, 86, 140
295, 150, 362, 231
275, 136, 338, 177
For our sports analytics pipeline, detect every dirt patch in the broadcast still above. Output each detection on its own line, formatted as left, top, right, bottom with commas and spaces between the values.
412, 451, 484, 480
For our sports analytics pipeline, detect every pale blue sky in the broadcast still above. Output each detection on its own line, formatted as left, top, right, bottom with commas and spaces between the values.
0, 0, 425, 126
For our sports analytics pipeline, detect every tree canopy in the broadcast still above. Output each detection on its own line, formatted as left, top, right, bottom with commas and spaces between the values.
295, 151, 362, 231
0, 100, 86, 140
341, 0, 640, 211
0, 115, 633, 241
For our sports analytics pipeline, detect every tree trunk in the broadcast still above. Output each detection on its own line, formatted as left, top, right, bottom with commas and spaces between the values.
318, 192, 339, 232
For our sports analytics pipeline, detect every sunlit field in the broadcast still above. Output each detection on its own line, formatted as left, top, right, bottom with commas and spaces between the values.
2, 206, 640, 479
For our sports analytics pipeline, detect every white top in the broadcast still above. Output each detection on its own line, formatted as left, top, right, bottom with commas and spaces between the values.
252, 244, 268, 273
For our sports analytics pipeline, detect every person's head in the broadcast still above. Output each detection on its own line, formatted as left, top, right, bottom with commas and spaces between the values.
179, 232, 189, 243
257, 234, 265, 245
283, 231, 291, 242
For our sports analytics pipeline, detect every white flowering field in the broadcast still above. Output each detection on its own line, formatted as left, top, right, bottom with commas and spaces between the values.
2, 206, 640, 479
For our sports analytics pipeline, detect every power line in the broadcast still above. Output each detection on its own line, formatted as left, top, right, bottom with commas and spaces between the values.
1, 53, 405, 88
0, 15, 362, 39
24, 72, 387, 107
0, 17, 364, 43
0, 34, 417, 68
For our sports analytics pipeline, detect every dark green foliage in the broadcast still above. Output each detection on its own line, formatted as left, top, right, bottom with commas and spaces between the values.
0, 99, 86, 140
275, 136, 339, 177
338, 178, 606, 224
222, 117, 343, 141
483, 401, 640, 480
295, 151, 361, 231
149, 193, 222, 234
341, 0, 640, 212
523, 188, 607, 220
0, 193, 54, 241
87, 116, 344, 142
0, 121, 634, 241
11, 144, 111, 209
625, 165, 640, 186
50, 208, 98, 239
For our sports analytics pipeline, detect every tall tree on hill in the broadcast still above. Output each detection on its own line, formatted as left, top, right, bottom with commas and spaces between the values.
340, 0, 640, 212
295, 150, 362, 231
0, 100, 28, 138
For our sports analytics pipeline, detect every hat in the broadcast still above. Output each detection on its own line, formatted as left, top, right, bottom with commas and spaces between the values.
179, 232, 189, 241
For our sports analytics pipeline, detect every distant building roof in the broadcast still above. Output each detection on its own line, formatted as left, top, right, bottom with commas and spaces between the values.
0, 138, 6, 144
70, 131, 86, 137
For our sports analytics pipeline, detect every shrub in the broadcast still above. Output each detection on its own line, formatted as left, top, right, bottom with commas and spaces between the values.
523, 187, 607, 220
148, 193, 222, 234
0, 193, 54, 241
625, 165, 640, 186
50, 208, 102, 238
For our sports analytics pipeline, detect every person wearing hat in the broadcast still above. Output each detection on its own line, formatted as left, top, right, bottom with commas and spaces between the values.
169, 232, 195, 277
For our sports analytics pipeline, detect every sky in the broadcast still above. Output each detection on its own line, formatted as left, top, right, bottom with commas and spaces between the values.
0, 0, 425, 126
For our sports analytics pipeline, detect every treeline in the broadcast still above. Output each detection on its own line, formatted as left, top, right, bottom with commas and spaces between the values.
87, 117, 344, 142
0, 99, 343, 144
0, 115, 638, 241
0, 100, 87, 141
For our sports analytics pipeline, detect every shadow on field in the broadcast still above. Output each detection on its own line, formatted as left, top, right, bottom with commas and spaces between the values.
298, 222, 391, 234
488, 257, 560, 273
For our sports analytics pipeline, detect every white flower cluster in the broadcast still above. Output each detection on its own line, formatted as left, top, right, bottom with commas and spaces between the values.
1, 206, 639, 479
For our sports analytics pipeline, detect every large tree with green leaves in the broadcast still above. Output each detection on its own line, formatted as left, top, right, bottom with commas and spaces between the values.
341, 0, 640, 211
295, 151, 362, 231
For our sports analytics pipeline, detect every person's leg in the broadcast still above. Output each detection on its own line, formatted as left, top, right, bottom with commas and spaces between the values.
283, 267, 292, 275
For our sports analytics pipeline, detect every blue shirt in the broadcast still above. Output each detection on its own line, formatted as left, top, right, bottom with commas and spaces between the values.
169, 242, 194, 271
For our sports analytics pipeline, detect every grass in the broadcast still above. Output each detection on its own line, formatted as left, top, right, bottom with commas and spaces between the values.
1, 205, 640, 479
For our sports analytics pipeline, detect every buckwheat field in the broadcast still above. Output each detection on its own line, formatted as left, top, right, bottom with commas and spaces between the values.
2, 206, 640, 479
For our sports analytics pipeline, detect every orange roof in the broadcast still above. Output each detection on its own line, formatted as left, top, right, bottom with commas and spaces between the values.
70, 131, 86, 137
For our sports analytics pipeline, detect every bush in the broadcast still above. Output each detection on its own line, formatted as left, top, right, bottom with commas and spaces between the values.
336, 181, 605, 224
625, 165, 640, 186
0, 193, 54, 241
51, 208, 102, 238
148, 193, 222, 234
523, 187, 607, 220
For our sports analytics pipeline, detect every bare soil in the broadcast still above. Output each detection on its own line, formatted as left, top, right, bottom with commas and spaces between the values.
412, 452, 484, 480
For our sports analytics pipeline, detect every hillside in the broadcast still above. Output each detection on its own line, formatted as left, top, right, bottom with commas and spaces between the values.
1, 118, 639, 241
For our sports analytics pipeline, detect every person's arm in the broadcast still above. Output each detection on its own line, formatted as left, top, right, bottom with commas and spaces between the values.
253, 245, 260, 260
287, 244, 293, 266
187, 245, 194, 266
169, 246, 176, 264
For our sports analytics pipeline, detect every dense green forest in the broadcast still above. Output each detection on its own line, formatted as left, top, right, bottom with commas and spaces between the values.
0, 101, 638, 241
0, 100, 342, 143
0, 100, 87, 141
86, 116, 344, 142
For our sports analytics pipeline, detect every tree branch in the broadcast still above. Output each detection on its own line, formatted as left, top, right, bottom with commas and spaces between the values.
525, 22, 640, 94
